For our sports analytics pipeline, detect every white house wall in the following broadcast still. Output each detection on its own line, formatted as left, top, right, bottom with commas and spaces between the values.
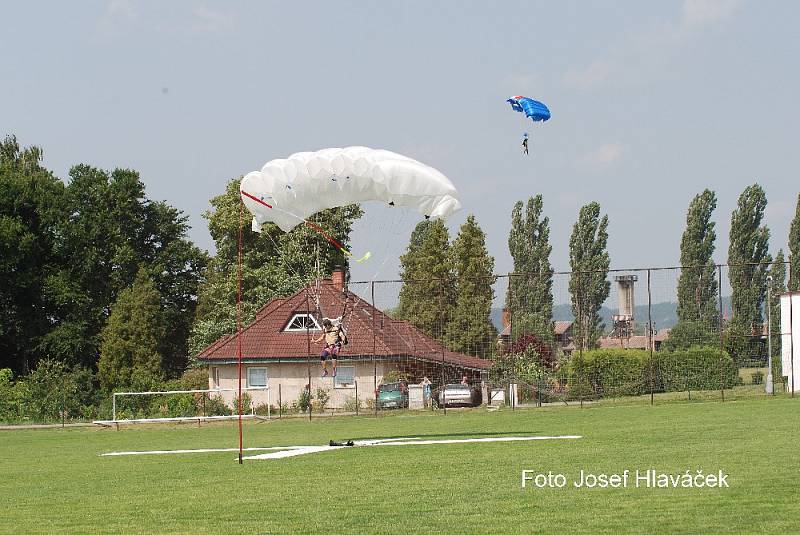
207, 361, 393, 410
779, 292, 800, 393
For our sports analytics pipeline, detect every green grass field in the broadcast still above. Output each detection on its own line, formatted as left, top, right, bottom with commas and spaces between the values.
2, 396, 799, 534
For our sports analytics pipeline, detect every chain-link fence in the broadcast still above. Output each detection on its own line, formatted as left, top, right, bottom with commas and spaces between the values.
2, 261, 796, 425
353, 260, 797, 412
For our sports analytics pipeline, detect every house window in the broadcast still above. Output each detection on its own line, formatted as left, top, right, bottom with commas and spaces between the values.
247, 367, 268, 388
334, 366, 355, 389
284, 313, 321, 332
211, 367, 220, 388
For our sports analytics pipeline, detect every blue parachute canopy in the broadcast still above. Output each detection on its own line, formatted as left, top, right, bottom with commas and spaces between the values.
507, 96, 551, 122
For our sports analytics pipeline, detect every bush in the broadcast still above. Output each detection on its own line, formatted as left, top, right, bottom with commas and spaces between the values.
16, 360, 102, 422
565, 346, 737, 400
342, 395, 361, 412
657, 347, 737, 391
294, 388, 311, 413
0, 369, 21, 423
254, 403, 271, 416
232, 392, 253, 414
179, 367, 209, 390
204, 395, 232, 416
311, 387, 330, 411
566, 349, 652, 399
751, 371, 764, 385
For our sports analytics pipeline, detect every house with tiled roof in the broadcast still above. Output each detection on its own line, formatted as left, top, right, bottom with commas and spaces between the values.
496, 310, 575, 355
196, 269, 492, 410
597, 329, 671, 351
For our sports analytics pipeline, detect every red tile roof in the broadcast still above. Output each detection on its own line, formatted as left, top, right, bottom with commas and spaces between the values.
597, 329, 670, 350
196, 278, 492, 370
554, 321, 573, 335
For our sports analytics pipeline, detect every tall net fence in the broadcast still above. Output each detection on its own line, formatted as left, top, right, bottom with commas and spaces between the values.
2, 261, 795, 425
342, 260, 796, 414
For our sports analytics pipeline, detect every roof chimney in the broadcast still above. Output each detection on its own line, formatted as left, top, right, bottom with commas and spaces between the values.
332, 267, 346, 291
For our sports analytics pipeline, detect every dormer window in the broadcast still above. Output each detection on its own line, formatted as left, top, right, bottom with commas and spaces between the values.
284, 313, 321, 332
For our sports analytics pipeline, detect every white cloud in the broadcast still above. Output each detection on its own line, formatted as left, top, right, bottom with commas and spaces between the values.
681, 0, 742, 29
190, 5, 236, 33
97, 0, 138, 37
580, 143, 626, 170
563, 0, 743, 90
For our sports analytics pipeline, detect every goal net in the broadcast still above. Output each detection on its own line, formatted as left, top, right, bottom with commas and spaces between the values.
96, 387, 270, 425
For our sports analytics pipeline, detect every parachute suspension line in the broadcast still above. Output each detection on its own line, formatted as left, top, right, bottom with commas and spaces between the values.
236, 199, 244, 465
313, 241, 324, 320
240, 191, 370, 263
344, 208, 415, 328
258, 222, 328, 332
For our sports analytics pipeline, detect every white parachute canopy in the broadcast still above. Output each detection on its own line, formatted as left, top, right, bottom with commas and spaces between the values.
240, 147, 461, 233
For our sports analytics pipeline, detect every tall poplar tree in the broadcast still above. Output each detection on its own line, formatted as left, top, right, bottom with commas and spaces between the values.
728, 184, 771, 334
396, 220, 455, 340
666, 190, 719, 349
445, 215, 497, 357
506, 196, 553, 339
569, 202, 611, 350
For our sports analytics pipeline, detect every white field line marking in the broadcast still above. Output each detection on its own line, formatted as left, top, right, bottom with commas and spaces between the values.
243, 435, 583, 460
101, 437, 417, 457
100, 436, 582, 459
101, 446, 297, 457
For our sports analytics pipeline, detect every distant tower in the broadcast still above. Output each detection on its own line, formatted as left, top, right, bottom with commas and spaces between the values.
611, 275, 637, 338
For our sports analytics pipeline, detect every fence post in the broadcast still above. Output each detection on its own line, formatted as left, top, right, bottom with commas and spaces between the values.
278, 384, 282, 419
61, 373, 66, 428
355, 379, 359, 416
648, 269, 654, 405
372, 281, 378, 417
717, 265, 725, 402
790, 288, 795, 397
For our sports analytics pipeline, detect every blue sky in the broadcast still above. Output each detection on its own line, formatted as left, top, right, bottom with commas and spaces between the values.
3, 0, 799, 285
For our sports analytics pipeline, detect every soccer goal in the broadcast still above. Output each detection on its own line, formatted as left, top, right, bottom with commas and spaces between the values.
93, 387, 271, 426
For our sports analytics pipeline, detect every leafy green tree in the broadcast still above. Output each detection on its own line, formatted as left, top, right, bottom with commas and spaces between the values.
32, 163, 207, 374
14, 359, 99, 422
727, 184, 771, 337
0, 136, 66, 374
790, 194, 800, 291
668, 190, 720, 349
506, 196, 554, 341
98, 269, 166, 392
397, 219, 455, 340
569, 202, 611, 350
189, 178, 363, 356
445, 215, 497, 357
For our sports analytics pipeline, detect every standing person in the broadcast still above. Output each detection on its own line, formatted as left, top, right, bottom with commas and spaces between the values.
313, 319, 344, 377
461, 375, 469, 386
421, 376, 432, 407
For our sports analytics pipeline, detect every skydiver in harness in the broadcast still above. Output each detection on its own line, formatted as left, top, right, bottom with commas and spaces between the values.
522, 133, 529, 155
314, 318, 346, 377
